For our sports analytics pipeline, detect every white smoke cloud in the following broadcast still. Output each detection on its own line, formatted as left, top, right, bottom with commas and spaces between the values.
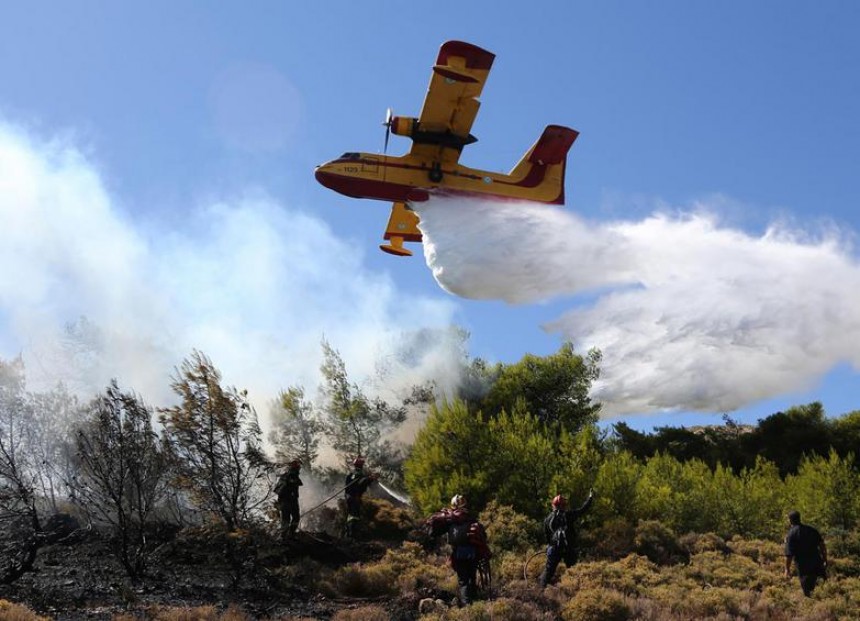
0, 121, 459, 424
417, 197, 860, 416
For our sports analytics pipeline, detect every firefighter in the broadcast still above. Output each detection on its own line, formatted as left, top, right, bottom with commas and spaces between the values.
425, 494, 491, 606
275, 459, 303, 539
343, 457, 376, 538
539, 489, 594, 587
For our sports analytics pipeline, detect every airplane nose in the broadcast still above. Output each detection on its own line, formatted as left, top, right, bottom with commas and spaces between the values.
314, 168, 338, 190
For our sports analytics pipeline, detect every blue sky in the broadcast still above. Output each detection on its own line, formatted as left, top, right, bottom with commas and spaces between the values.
1, 2, 859, 430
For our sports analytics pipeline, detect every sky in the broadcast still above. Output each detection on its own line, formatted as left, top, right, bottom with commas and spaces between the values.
1, 2, 859, 431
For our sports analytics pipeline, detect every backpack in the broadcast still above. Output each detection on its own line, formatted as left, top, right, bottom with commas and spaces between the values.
551, 527, 569, 548
448, 521, 473, 546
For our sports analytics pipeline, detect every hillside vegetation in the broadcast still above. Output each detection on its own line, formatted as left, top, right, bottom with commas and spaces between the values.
1, 337, 859, 619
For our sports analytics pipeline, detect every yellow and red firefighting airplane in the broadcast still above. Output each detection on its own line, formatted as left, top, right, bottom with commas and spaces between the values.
314, 40, 579, 257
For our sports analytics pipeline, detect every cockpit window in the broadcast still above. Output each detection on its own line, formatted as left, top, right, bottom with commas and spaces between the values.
340, 152, 361, 160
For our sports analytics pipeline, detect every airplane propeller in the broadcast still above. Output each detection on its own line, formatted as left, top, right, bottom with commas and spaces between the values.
382, 107, 393, 154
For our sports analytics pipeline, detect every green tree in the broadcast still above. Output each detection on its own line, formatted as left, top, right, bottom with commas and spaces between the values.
159, 351, 272, 529
319, 340, 406, 468
551, 424, 604, 508
831, 410, 860, 463
747, 402, 832, 475
480, 343, 601, 433
593, 450, 643, 522
786, 450, 860, 536
268, 386, 325, 470
485, 404, 557, 518
712, 458, 784, 539
635, 453, 718, 533
404, 399, 494, 514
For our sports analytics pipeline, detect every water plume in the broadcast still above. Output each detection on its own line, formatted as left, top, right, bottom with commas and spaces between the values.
416, 197, 860, 416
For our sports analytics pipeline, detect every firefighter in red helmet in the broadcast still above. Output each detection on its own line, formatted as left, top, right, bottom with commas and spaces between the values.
539, 489, 594, 587
343, 456, 376, 538
274, 459, 303, 539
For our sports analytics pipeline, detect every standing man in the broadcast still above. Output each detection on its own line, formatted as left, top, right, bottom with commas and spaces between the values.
539, 489, 594, 588
344, 457, 376, 538
275, 459, 303, 539
425, 494, 491, 606
784, 510, 827, 597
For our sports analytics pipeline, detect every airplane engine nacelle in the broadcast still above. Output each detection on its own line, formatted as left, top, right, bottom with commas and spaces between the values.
390, 116, 419, 137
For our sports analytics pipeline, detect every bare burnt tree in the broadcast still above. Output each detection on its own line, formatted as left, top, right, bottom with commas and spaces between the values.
0, 357, 42, 584
159, 351, 273, 530
28, 383, 80, 513
70, 381, 171, 580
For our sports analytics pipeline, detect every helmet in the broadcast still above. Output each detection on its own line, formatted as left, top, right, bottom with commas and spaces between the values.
288, 459, 301, 470
551, 494, 567, 509
450, 494, 467, 510
352, 457, 365, 468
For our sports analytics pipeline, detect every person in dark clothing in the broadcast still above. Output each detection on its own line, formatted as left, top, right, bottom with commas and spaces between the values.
343, 457, 376, 538
784, 510, 827, 596
425, 494, 491, 606
275, 459, 303, 539
539, 489, 594, 587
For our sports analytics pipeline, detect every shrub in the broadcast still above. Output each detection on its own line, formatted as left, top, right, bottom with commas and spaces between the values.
363, 498, 415, 539
559, 555, 661, 597
633, 520, 688, 565
323, 542, 453, 598
684, 550, 779, 592
729, 537, 784, 566
584, 517, 635, 560
479, 501, 541, 554
560, 588, 631, 621
495, 549, 544, 585
323, 563, 398, 598
679, 531, 730, 555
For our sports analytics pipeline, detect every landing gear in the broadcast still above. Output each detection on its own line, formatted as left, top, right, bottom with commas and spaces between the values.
379, 235, 413, 257
428, 163, 443, 183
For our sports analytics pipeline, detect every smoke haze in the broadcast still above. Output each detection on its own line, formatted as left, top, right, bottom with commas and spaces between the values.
417, 197, 860, 416
0, 121, 460, 424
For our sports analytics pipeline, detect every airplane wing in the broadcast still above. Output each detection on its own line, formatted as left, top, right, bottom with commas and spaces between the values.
410, 41, 495, 165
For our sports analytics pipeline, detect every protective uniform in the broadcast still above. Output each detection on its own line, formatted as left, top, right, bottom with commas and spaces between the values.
275, 460, 303, 538
539, 490, 593, 587
344, 457, 373, 538
425, 495, 491, 606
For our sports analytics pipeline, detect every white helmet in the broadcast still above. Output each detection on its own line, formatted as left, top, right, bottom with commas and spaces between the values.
450, 494, 467, 510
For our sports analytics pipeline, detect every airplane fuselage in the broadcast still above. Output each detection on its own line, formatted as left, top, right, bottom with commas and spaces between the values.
314, 150, 567, 206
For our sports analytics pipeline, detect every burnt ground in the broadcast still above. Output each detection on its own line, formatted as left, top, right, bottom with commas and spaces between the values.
0, 525, 425, 621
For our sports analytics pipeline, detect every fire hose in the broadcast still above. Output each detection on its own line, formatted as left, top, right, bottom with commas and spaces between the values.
523, 550, 544, 583
297, 481, 355, 519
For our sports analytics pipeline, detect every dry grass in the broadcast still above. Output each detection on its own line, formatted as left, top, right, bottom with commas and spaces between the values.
0, 600, 51, 621
112, 605, 249, 621
330, 605, 390, 621
419, 597, 555, 621
113, 606, 320, 621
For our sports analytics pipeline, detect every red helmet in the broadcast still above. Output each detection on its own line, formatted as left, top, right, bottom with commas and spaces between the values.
352, 457, 365, 468
552, 494, 567, 509
288, 459, 301, 470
